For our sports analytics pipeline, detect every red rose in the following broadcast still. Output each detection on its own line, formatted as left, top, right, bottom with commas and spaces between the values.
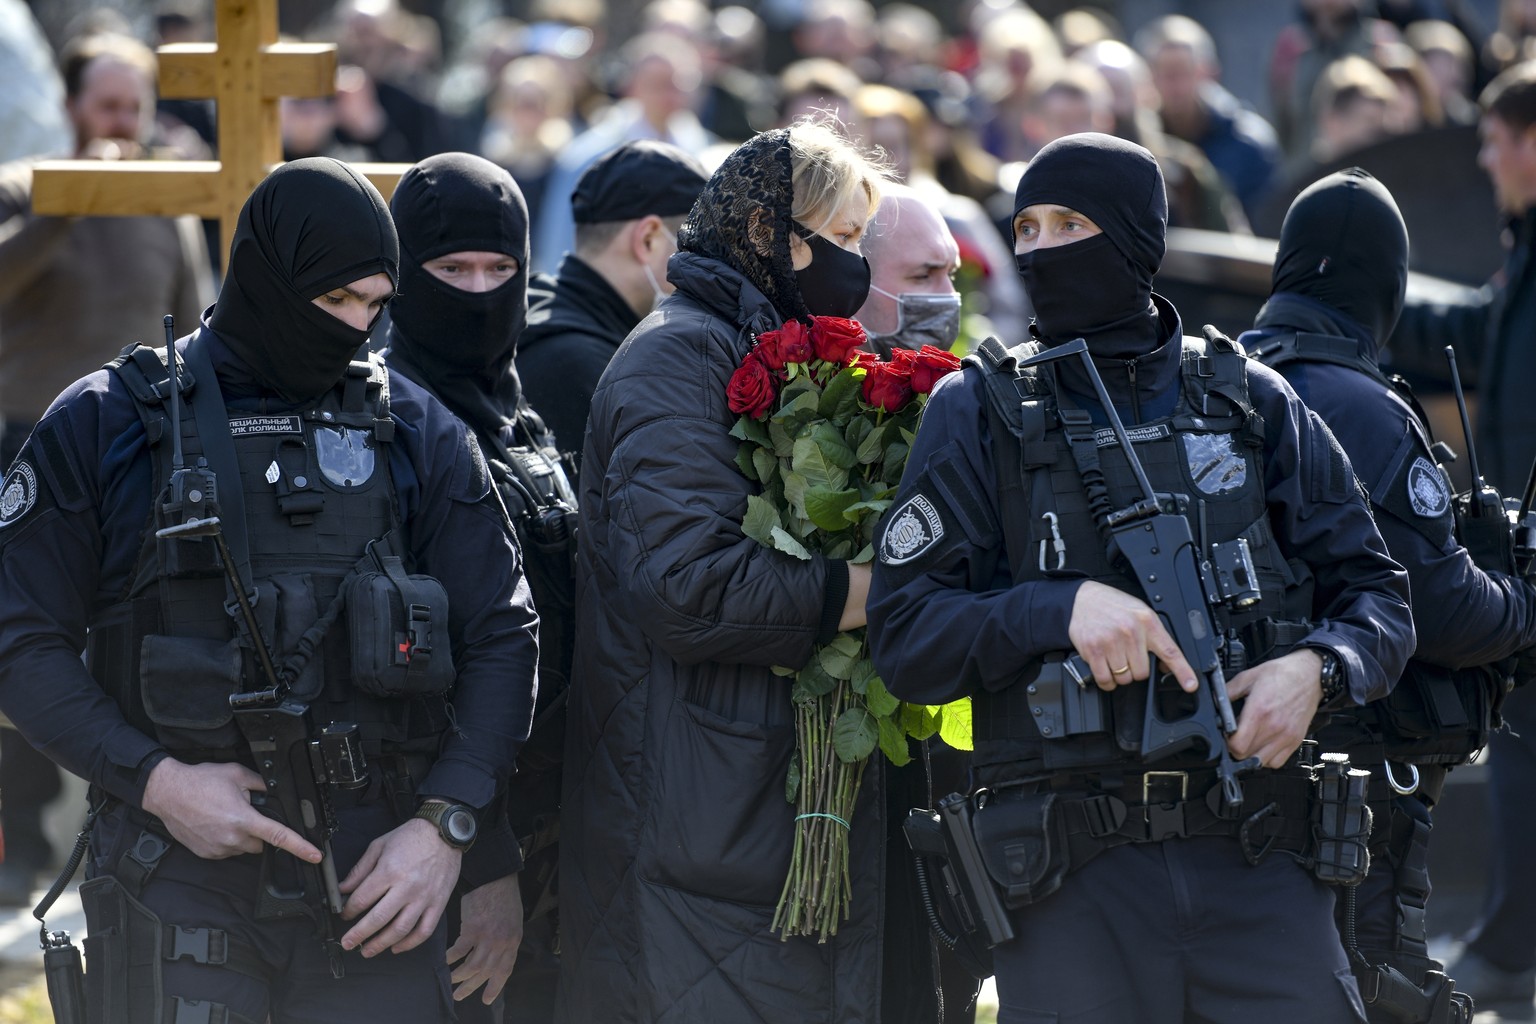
727, 351, 779, 419
909, 345, 962, 394
810, 316, 867, 364
861, 357, 915, 412
755, 320, 814, 370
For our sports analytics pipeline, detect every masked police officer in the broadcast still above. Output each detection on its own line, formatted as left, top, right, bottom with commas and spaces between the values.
383, 151, 576, 1024
1245, 167, 1536, 1024
0, 157, 539, 1024
867, 132, 1415, 1022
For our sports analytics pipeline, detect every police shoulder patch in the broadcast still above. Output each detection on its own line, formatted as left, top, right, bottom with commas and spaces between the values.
881, 494, 944, 565
0, 461, 38, 528
1406, 456, 1451, 518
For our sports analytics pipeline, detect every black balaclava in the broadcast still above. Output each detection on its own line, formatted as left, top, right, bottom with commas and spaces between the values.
385, 152, 530, 440
1260, 167, 1408, 344
678, 128, 813, 323
209, 157, 398, 405
1012, 132, 1167, 356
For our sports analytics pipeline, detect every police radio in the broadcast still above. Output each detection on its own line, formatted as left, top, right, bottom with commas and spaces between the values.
1446, 345, 1516, 575
157, 314, 220, 577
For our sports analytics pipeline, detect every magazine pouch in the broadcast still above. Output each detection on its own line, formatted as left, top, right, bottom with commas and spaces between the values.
973, 791, 1068, 909
138, 634, 244, 752
345, 540, 455, 698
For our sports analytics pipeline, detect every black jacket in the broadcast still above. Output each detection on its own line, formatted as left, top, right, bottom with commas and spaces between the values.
1389, 214, 1536, 494
558, 251, 884, 1023
517, 255, 640, 460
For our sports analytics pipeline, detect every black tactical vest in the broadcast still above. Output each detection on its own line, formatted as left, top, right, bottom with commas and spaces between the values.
480, 412, 576, 776
1252, 329, 1507, 764
87, 336, 446, 763
967, 334, 1317, 785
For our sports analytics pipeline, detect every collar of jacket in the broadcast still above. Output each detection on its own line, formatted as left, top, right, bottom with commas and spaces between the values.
668, 251, 783, 337
523, 254, 640, 350
1049, 293, 1185, 417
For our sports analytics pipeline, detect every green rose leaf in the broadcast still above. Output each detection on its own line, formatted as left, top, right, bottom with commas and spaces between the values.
734, 444, 758, 482
832, 707, 879, 763
775, 388, 820, 429
799, 658, 838, 697
884, 440, 910, 479
770, 663, 796, 677
819, 366, 864, 421
817, 635, 862, 679
804, 485, 861, 532
851, 543, 874, 564
937, 698, 974, 751
879, 715, 912, 766
752, 447, 778, 486
844, 416, 873, 454
822, 537, 854, 559
785, 758, 802, 802
792, 434, 851, 491
742, 494, 780, 546
770, 526, 812, 560
768, 419, 795, 457
730, 414, 771, 447
812, 421, 858, 468
850, 657, 878, 695
841, 498, 891, 524
855, 422, 888, 464
900, 702, 941, 741
864, 673, 901, 717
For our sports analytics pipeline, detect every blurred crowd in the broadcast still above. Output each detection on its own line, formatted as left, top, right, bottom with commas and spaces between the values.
0, 0, 1529, 327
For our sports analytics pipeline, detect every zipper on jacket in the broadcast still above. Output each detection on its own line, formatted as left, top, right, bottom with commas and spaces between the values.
1125, 360, 1141, 422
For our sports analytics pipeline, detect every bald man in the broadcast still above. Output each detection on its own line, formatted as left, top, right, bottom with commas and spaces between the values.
854, 185, 962, 358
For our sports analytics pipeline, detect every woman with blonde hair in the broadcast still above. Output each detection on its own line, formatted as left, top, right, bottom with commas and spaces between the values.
558, 119, 899, 1023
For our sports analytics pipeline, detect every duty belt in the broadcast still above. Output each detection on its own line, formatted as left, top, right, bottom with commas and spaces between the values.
1007, 767, 1315, 869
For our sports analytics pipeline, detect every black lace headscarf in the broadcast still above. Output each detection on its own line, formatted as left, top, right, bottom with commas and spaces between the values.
677, 128, 811, 323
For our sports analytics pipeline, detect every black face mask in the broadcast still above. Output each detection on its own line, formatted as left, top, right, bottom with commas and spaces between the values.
793, 221, 871, 318
209, 158, 398, 406
1015, 233, 1156, 353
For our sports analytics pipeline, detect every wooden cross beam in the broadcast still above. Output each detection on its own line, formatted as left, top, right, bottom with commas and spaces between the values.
31, 0, 411, 248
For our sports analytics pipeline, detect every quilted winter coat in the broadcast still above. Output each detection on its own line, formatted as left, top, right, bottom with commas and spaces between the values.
556, 250, 887, 1024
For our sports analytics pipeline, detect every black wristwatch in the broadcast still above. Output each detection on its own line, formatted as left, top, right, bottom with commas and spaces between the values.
1314, 648, 1346, 710
414, 801, 478, 851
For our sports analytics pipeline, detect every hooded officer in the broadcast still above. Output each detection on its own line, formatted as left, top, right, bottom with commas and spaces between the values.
0, 157, 539, 1024
1246, 167, 1536, 1024
868, 133, 1414, 1022
383, 151, 576, 1022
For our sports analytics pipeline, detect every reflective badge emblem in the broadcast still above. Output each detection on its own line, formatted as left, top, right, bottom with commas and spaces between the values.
1183, 433, 1247, 495
882, 494, 944, 564
1407, 457, 1450, 517
314, 426, 376, 488
0, 462, 37, 528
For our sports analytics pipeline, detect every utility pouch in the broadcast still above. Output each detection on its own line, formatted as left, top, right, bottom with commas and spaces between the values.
1310, 752, 1372, 886
78, 875, 164, 1024
1374, 661, 1500, 764
345, 541, 454, 698
138, 635, 244, 751
973, 790, 1069, 909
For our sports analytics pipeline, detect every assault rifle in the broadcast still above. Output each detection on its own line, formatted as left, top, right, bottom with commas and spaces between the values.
1015, 339, 1262, 807
155, 320, 367, 978
156, 515, 368, 978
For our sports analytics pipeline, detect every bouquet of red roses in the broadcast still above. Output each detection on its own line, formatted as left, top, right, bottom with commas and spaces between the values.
727, 314, 971, 942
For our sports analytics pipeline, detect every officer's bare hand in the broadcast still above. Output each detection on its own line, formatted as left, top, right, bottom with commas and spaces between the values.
1068, 581, 1197, 691
141, 759, 323, 863
337, 818, 462, 957
1225, 649, 1324, 768
447, 874, 523, 1005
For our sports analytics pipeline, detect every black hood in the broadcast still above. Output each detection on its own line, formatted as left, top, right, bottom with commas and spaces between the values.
209, 157, 398, 405
1269, 167, 1408, 344
385, 152, 531, 440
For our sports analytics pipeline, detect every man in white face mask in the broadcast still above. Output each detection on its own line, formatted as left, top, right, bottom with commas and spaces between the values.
518, 140, 707, 462
853, 184, 963, 357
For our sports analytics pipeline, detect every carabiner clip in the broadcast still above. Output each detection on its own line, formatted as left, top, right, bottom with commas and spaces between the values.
1039, 511, 1067, 572
1383, 760, 1420, 796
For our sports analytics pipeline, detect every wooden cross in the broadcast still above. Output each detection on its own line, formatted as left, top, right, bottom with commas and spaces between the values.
31, 0, 411, 247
